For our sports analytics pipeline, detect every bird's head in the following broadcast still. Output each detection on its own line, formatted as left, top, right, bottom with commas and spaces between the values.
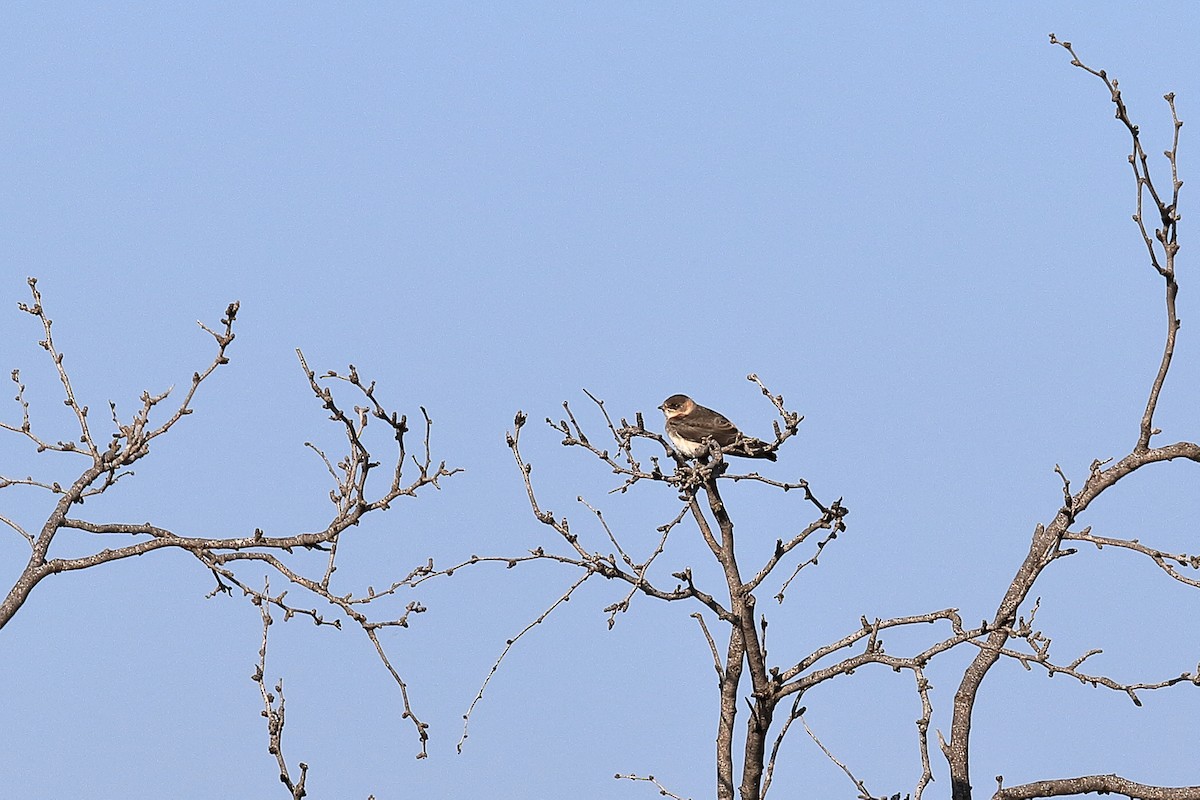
659, 394, 695, 418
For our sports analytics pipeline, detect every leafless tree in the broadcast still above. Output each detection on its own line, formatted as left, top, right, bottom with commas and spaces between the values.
945, 36, 1200, 800
467, 376, 986, 800
437, 37, 1200, 800
5, 35, 1198, 800
0, 279, 457, 796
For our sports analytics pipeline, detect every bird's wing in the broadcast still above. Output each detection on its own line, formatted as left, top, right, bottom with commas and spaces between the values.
673, 407, 742, 447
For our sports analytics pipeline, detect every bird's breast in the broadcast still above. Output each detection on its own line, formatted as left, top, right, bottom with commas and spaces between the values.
666, 425, 707, 458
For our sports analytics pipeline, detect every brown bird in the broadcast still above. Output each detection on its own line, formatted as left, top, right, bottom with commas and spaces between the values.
659, 394, 777, 461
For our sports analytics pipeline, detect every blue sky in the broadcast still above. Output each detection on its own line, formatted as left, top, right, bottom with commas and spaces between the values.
1, 5, 1198, 799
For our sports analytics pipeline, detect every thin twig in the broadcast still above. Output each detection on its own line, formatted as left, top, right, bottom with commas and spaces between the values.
614, 773, 692, 800
458, 573, 593, 753
253, 579, 309, 800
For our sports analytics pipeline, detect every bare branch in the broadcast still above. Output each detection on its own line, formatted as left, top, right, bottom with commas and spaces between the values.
761, 695, 804, 800
801, 715, 880, 799
593, 499, 689, 628
912, 667, 936, 800
778, 609, 966, 685
691, 612, 725, 682
1064, 528, 1200, 590
946, 42, 1196, 798
364, 626, 430, 759
745, 373, 804, 452
614, 773, 692, 800
504, 413, 732, 616
0, 367, 91, 456
995, 774, 1200, 800
967, 619, 1200, 707
253, 580, 309, 800
458, 573, 592, 754
0, 513, 33, 546
1, 285, 459, 773
14, 277, 102, 457
1048, 34, 1183, 451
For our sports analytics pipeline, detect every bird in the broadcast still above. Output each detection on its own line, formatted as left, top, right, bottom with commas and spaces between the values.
658, 394, 777, 461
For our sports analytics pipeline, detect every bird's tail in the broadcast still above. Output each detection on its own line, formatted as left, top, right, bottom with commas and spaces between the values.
733, 436, 778, 461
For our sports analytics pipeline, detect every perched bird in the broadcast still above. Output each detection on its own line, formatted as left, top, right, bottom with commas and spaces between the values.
659, 394, 777, 461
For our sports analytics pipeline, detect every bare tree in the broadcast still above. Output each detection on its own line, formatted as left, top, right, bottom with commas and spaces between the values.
0, 278, 458, 794
436, 37, 1200, 800
5, 34, 1198, 800
467, 378, 991, 800
943, 36, 1200, 800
